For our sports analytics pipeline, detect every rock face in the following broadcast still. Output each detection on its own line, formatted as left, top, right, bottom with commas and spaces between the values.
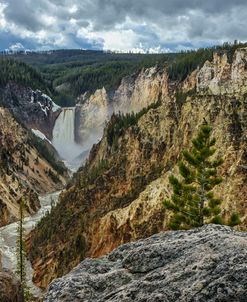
0, 269, 23, 302
75, 88, 110, 145
0, 107, 67, 227
0, 82, 60, 139
45, 225, 247, 302
0, 254, 23, 302
29, 48, 247, 288
112, 66, 169, 113
197, 49, 247, 95
75, 66, 168, 144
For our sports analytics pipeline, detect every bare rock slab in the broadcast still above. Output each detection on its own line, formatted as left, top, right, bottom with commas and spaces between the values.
45, 225, 247, 302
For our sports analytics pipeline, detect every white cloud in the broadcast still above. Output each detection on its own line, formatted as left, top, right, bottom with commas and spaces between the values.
9, 42, 24, 51
41, 14, 57, 27
0, 2, 7, 28
1, 1, 247, 51
69, 4, 78, 14
94, 29, 139, 51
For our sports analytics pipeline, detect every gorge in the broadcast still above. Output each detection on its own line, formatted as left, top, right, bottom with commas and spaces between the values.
0, 192, 60, 297
1, 46, 247, 301
28, 47, 247, 290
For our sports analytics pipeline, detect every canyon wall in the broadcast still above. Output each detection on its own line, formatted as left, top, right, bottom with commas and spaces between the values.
0, 108, 67, 227
29, 48, 247, 289
75, 66, 168, 145
0, 82, 60, 140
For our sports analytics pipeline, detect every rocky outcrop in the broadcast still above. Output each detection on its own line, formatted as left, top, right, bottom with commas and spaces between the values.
29, 48, 247, 288
45, 225, 247, 302
75, 88, 110, 145
75, 66, 168, 144
0, 254, 23, 302
0, 108, 67, 226
112, 66, 169, 113
0, 82, 60, 139
197, 48, 247, 95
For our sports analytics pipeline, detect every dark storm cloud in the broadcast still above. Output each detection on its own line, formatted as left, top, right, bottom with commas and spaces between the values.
3, 0, 49, 31
1, 0, 247, 51
77, 0, 247, 27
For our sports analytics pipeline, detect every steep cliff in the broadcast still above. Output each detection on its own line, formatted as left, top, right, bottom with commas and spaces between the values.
75, 88, 110, 146
0, 253, 23, 302
75, 66, 168, 144
0, 82, 60, 140
28, 48, 247, 289
197, 49, 247, 95
0, 108, 67, 227
44, 225, 247, 302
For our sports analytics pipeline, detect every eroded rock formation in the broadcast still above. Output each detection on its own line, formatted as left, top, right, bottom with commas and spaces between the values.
75, 66, 168, 144
0, 82, 60, 139
29, 48, 247, 289
0, 108, 67, 226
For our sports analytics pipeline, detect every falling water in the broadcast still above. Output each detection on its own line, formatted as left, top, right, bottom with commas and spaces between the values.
52, 107, 82, 166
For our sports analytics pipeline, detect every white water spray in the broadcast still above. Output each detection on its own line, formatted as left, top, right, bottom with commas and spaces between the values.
52, 108, 82, 166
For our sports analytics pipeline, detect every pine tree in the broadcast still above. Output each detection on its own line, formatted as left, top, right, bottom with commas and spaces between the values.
16, 196, 31, 301
163, 124, 240, 230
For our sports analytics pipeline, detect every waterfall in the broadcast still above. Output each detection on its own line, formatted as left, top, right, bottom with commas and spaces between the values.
52, 107, 82, 165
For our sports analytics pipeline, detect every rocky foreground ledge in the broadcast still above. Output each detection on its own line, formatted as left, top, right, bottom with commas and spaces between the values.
45, 225, 247, 302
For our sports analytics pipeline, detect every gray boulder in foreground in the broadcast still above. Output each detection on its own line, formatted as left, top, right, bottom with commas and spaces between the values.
45, 225, 247, 302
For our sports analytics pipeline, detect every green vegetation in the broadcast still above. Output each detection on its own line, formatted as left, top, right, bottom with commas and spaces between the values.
53, 91, 75, 107
167, 41, 247, 82
47, 169, 61, 184
0, 58, 50, 93
2, 42, 247, 107
0, 51, 164, 108
167, 48, 214, 81
28, 133, 67, 176
51, 59, 168, 98
163, 124, 240, 230
3, 50, 174, 105
16, 197, 31, 301
107, 101, 161, 146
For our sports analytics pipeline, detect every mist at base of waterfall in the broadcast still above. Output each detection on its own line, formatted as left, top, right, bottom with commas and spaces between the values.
52, 107, 82, 163
52, 107, 103, 170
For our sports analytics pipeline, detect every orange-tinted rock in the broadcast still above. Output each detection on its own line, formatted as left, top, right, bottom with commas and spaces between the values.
29, 48, 247, 289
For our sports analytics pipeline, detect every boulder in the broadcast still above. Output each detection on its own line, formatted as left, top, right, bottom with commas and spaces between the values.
45, 225, 247, 302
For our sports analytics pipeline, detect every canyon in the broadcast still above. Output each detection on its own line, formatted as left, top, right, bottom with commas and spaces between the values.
0, 46, 247, 301
50, 66, 168, 167
0, 54, 174, 299
0, 107, 67, 227
27, 47, 247, 290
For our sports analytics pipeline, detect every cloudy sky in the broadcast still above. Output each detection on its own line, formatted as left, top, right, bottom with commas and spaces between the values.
0, 0, 246, 52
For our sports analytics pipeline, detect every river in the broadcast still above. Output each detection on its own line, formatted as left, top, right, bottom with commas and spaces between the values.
0, 191, 61, 297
